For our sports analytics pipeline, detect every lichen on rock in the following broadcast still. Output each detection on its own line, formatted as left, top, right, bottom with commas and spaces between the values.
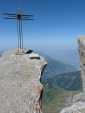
0, 49, 47, 113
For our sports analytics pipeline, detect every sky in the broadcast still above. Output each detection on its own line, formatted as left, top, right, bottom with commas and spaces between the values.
0, 0, 85, 51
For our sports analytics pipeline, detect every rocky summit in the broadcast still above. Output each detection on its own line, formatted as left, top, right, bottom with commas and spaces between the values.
0, 49, 47, 113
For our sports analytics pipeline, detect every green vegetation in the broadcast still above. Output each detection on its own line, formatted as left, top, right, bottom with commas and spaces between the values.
42, 85, 80, 113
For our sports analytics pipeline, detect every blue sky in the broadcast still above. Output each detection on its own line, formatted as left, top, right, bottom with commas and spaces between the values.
0, 0, 85, 51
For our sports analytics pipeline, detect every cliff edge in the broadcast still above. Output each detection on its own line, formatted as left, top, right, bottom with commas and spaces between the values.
0, 49, 47, 113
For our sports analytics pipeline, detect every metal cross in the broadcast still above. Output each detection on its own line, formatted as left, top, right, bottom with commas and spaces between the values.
2, 10, 33, 54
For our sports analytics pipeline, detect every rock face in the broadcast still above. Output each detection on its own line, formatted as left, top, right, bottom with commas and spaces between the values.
60, 101, 85, 113
78, 37, 85, 93
60, 37, 85, 113
0, 49, 47, 113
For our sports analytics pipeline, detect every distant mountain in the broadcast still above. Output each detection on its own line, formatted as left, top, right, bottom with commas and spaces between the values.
41, 55, 82, 91
41, 55, 78, 79
42, 71, 82, 90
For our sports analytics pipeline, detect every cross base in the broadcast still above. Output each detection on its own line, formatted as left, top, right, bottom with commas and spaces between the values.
16, 48, 25, 55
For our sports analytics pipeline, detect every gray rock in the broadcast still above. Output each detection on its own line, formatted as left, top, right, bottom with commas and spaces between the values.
60, 101, 85, 113
0, 49, 47, 113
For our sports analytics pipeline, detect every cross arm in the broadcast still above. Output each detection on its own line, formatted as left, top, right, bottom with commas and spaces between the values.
3, 17, 16, 19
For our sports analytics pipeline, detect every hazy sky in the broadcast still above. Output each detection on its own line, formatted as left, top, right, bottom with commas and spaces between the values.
0, 0, 85, 51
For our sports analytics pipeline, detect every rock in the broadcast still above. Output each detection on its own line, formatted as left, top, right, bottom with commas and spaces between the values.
28, 52, 41, 59
25, 49, 33, 54
60, 101, 85, 113
0, 49, 47, 113
72, 37, 85, 103
72, 93, 84, 103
